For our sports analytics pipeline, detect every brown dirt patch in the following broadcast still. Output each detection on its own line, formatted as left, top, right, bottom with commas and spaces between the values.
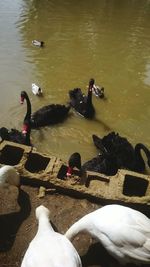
0, 185, 129, 267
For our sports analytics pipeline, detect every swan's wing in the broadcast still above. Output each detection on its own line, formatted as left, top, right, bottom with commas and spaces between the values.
91, 223, 150, 264
9, 129, 25, 144
31, 104, 69, 126
92, 134, 108, 153
92, 208, 150, 263
69, 88, 87, 109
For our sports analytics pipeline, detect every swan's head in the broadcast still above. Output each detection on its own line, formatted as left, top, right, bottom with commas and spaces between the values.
89, 78, 95, 88
36, 205, 50, 221
20, 91, 28, 104
67, 152, 81, 176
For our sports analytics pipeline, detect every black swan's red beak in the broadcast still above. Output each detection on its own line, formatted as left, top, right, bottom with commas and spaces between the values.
20, 96, 25, 104
66, 166, 73, 177
22, 123, 28, 135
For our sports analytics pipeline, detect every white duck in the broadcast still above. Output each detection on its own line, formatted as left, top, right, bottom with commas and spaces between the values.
21, 205, 82, 267
92, 84, 104, 98
32, 40, 44, 47
31, 83, 43, 96
65, 204, 150, 266
0, 165, 20, 188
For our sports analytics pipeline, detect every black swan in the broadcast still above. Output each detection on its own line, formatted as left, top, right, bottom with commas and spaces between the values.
0, 119, 31, 146
20, 91, 70, 128
66, 152, 118, 176
69, 78, 95, 119
92, 132, 150, 173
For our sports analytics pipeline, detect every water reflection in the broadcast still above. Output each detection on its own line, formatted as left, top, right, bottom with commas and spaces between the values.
0, 0, 150, 164
144, 61, 150, 86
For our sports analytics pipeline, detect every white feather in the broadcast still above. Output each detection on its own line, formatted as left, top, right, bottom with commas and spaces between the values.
92, 84, 104, 98
31, 83, 42, 96
32, 40, 44, 47
65, 204, 150, 265
0, 165, 20, 187
21, 205, 82, 267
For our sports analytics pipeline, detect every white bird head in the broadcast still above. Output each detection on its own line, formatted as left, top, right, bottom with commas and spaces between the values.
36, 205, 50, 221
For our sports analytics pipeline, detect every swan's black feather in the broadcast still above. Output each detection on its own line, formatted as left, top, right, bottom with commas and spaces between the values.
21, 91, 70, 128
69, 79, 95, 119
0, 125, 31, 146
31, 104, 70, 128
92, 132, 150, 173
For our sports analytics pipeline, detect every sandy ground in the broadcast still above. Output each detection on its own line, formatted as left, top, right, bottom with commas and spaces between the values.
0, 184, 147, 267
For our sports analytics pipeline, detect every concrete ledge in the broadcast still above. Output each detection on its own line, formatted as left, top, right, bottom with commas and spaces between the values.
0, 140, 150, 206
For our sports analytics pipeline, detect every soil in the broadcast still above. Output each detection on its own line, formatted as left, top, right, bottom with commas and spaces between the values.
0, 184, 144, 267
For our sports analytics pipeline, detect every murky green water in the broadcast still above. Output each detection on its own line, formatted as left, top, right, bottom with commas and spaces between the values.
0, 0, 150, 164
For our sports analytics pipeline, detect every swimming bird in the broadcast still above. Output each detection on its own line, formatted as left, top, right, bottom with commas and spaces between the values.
92, 84, 104, 98
31, 83, 42, 96
20, 91, 70, 128
0, 91, 32, 146
32, 40, 44, 47
92, 132, 150, 173
0, 119, 31, 146
69, 78, 95, 119
0, 165, 20, 188
21, 205, 82, 267
65, 204, 150, 265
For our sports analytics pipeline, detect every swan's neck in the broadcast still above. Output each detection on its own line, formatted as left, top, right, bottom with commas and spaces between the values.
25, 129, 31, 146
135, 143, 150, 167
37, 215, 54, 235
65, 218, 86, 241
87, 86, 92, 106
25, 95, 31, 120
